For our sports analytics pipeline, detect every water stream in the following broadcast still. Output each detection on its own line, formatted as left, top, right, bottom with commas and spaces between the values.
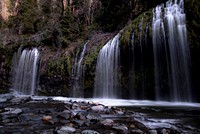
94, 34, 120, 98
11, 48, 40, 95
152, 0, 192, 101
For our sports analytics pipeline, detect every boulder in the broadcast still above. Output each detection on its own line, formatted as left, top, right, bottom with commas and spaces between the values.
100, 119, 114, 127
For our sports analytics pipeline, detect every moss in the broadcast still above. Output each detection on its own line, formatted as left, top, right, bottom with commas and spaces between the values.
82, 43, 104, 96
120, 9, 153, 47
0, 89, 9, 94
46, 56, 68, 77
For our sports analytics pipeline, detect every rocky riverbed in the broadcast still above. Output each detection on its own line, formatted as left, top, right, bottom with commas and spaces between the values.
0, 94, 200, 134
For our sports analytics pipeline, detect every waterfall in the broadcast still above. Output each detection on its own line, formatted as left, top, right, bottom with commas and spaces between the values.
152, 0, 192, 102
11, 48, 40, 95
72, 42, 88, 97
94, 34, 120, 98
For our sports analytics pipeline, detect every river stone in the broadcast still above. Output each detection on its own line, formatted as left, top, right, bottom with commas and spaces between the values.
76, 112, 86, 120
40, 129, 54, 134
149, 130, 157, 134
57, 126, 76, 134
42, 116, 55, 125
86, 113, 102, 121
112, 123, 128, 133
11, 108, 23, 114
91, 105, 104, 112
10, 96, 31, 104
131, 129, 143, 134
100, 119, 114, 127
58, 110, 71, 119
0, 98, 7, 103
72, 103, 80, 110
73, 120, 85, 127
2, 108, 22, 115
82, 130, 100, 134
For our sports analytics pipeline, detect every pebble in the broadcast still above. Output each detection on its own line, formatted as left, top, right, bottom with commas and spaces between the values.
82, 130, 100, 134
42, 116, 52, 122
112, 123, 128, 133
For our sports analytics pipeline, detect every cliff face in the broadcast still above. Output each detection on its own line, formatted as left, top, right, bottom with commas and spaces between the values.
0, 0, 11, 20
0, 0, 199, 99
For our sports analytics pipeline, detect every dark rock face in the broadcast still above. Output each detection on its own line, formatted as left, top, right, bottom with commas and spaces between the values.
185, 0, 200, 102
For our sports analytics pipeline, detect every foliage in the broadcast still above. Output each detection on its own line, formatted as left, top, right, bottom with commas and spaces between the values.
46, 56, 68, 77
95, 0, 132, 32
120, 10, 152, 47
7, 0, 38, 34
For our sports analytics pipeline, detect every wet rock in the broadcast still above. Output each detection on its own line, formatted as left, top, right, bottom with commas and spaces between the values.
1, 114, 17, 120
2, 119, 11, 123
86, 113, 102, 121
42, 115, 52, 121
72, 103, 80, 110
149, 130, 157, 134
131, 129, 143, 134
0, 94, 14, 101
40, 129, 54, 134
0, 98, 7, 103
71, 110, 78, 117
100, 119, 114, 127
76, 112, 87, 120
73, 120, 85, 127
57, 110, 71, 120
57, 126, 76, 134
2, 108, 22, 115
60, 119, 70, 124
129, 124, 136, 128
82, 130, 100, 134
161, 128, 170, 134
91, 105, 104, 112
10, 96, 31, 104
112, 123, 128, 133
42, 115, 54, 124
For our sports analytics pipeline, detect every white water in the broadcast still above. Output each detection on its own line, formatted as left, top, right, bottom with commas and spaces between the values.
49, 97, 200, 107
94, 34, 120, 98
152, 0, 192, 102
72, 42, 88, 97
11, 48, 39, 95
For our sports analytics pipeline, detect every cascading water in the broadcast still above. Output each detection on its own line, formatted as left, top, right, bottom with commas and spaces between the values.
11, 48, 40, 95
94, 34, 120, 98
72, 42, 88, 97
152, 0, 192, 102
